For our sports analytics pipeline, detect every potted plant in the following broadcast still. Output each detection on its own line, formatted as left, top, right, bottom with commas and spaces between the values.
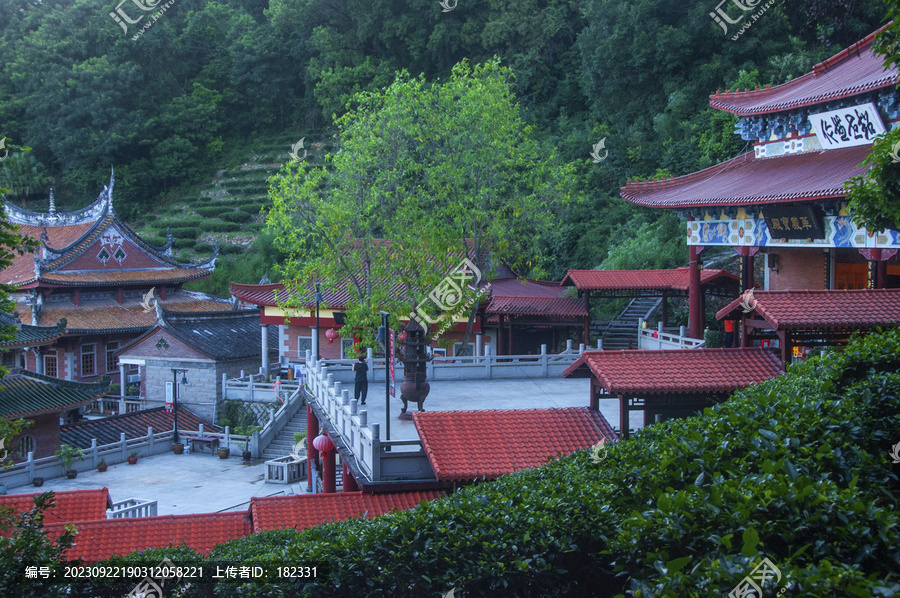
217, 446, 230, 459
0, 481, 6, 495
97, 459, 108, 472
172, 441, 184, 455
55, 443, 84, 479
32, 477, 44, 487
127, 450, 139, 464
234, 424, 263, 462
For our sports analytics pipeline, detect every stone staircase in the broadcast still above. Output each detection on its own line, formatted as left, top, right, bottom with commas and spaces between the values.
261, 408, 308, 461
602, 297, 662, 350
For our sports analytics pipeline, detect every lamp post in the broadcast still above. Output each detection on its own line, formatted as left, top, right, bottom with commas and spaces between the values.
171, 369, 188, 444
315, 283, 322, 360
379, 311, 391, 442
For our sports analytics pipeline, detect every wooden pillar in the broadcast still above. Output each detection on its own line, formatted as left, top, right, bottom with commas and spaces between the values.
306, 404, 319, 469
619, 395, 629, 440
584, 290, 592, 342
778, 330, 789, 371
322, 445, 336, 493
498, 315, 505, 356
507, 317, 513, 355
589, 378, 599, 411
342, 461, 359, 492
660, 292, 668, 328
877, 258, 888, 289
688, 244, 703, 339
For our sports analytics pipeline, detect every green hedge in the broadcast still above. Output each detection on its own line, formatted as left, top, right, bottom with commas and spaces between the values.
172, 238, 196, 249
194, 205, 235, 217
157, 217, 203, 229
203, 221, 241, 232
169, 227, 199, 239
141, 235, 166, 247
20, 331, 900, 597
220, 210, 252, 223
193, 242, 214, 253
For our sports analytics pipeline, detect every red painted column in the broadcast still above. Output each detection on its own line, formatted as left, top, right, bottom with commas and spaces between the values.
306, 404, 319, 466
872, 248, 885, 289
589, 378, 599, 411
619, 395, 629, 440
322, 447, 336, 493
688, 244, 703, 340
342, 461, 359, 492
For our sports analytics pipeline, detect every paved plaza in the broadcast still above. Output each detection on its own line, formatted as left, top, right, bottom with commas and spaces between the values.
6, 378, 642, 514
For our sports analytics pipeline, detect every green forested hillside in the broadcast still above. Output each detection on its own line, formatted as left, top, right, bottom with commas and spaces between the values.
0, 0, 888, 291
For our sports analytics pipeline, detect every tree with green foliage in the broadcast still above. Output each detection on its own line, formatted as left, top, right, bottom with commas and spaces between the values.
845, 8, 900, 233
266, 59, 573, 346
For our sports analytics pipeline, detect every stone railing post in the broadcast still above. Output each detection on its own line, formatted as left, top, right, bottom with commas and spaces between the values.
541, 344, 548, 377
91, 438, 98, 467
120, 433, 127, 460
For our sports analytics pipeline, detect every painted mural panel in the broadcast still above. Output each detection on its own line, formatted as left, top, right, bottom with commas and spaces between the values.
688, 217, 900, 249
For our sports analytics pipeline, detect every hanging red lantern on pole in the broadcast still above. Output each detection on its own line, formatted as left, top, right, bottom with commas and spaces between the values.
325, 328, 339, 344
312, 432, 335, 453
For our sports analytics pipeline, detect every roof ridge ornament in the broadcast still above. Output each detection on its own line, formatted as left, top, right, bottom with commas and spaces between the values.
108, 165, 115, 212
48, 188, 56, 214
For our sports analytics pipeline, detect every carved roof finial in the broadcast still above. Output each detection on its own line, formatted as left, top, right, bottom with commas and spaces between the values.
108, 166, 115, 212
48, 188, 56, 214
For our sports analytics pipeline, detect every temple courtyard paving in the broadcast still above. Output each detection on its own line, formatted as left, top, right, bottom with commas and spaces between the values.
6, 378, 643, 514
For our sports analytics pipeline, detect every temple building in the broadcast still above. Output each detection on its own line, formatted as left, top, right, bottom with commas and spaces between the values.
1, 173, 231, 388
620, 25, 900, 339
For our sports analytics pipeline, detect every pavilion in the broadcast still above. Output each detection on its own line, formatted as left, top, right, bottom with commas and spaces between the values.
1, 173, 230, 388
619, 25, 900, 341
716, 288, 900, 365
563, 348, 783, 438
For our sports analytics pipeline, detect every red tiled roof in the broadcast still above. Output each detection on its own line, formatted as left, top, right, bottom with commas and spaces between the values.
412, 408, 617, 482
485, 277, 565, 298
716, 288, 900, 330
0, 489, 111, 528
561, 268, 738, 291
40, 268, 215, 286
709, 26, 895, 116
249, 491, 444, 533
16, 292, 232, 333
563, 348, 783, 395
46, 511, 252, 562
486, 296, 588, 317
620, 146, 871, 209
2, 223, 95, 286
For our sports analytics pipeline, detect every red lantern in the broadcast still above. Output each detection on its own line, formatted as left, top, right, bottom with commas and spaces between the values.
312, 433, 335, 453
399, 330, 407, 342
325, 328, 339, 344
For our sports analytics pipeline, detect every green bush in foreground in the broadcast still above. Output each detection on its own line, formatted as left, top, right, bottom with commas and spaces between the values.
12, 331, 900, 597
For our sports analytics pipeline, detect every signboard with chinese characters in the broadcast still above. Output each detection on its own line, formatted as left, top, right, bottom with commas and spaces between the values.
165, 381, 173, 413
809, 103, 885, 149
762, 205, 825, 240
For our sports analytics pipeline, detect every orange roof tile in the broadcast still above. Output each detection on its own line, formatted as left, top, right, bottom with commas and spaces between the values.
249, 491, 443, 533
0, 488, 111, 528
46, 511, 252, 562
561, 268, 738, 291
2, 223, 95, 286
412, 408, 616, 482
17, 293, 232, 333
563, 348, 783, 395
716, 288, 900, 330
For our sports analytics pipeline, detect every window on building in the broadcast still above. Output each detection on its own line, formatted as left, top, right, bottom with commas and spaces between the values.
15, 434, 35, 459
1, 351, 13, 368
81, 343, 96, 376
298, 336, 312, 359
44, 352, 58, 378
340, 338, 355, 359
106, 341, 120, 372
